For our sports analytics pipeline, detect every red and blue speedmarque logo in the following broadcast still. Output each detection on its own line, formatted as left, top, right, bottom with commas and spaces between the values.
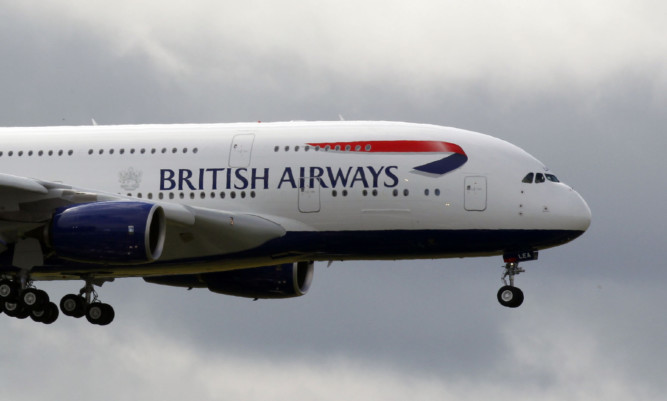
306, 140, 468, 175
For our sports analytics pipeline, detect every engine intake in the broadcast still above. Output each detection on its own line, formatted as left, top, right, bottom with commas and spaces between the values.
50, 201, 166, 264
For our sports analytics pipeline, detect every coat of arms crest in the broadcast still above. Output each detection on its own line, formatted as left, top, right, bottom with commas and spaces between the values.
119, 167, 142, 191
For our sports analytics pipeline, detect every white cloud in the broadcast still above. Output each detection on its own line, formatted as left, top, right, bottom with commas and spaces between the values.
6, 0, 667, 94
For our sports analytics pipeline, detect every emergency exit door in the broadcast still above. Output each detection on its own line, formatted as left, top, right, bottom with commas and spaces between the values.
229, 134, 255, 167
464, 176, 487, 211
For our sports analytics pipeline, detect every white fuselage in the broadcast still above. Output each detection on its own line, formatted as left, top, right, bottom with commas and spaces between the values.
0, 121, 591, 277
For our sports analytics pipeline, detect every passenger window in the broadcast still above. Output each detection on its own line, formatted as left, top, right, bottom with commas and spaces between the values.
546, 174, 560, 183
535, 173, 545, 183
522, 173, 534, 183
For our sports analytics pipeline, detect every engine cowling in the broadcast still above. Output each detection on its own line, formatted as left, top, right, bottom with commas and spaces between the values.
204, 262, 314, 298
49, 201, 166, 264
144, 261, 315, 299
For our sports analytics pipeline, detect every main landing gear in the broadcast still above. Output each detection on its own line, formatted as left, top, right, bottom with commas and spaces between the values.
496, 251, 538, 308
59, 280, 115, 325
0, 277, 115, 325
0, 279, 59, 324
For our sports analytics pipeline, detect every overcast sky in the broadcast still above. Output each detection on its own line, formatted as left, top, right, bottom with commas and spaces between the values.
1, 1, 666, 400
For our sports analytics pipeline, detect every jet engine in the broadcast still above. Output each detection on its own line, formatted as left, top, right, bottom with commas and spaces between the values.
49, 201, 166, 264
144, 261, 315, 299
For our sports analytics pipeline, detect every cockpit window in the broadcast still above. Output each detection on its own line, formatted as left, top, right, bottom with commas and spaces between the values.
522, 172, 561, 184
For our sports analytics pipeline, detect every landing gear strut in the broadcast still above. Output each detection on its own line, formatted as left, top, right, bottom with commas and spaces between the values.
497, 251, 537, 308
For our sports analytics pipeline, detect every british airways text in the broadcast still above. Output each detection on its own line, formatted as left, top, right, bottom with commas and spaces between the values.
160, 166, 400, 191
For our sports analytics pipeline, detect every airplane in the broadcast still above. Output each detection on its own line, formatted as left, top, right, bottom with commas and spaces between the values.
0, 121, 591, 325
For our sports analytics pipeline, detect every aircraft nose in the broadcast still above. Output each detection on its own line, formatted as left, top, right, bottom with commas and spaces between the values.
572, 191, 592, 232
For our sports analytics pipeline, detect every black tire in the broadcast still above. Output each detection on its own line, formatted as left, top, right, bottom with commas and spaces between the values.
497, 286, 524, 308
3, 301, 20, 317
30, 307, 46, 323
60, 294, 86, 318
15, 306, 31, 319
86, 303, 103, 324
41, 302, 59, 325
0, 279, 19, 301
20, 288, 49, 310
98, 303, 115, 326
86, 303, 114, 325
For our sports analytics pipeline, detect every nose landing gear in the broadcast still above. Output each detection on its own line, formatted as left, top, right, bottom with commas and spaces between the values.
497, 251, 537, 308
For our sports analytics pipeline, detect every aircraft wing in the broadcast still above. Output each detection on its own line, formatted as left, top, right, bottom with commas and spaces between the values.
0, 173, 286, 265
0, 173, 49, 195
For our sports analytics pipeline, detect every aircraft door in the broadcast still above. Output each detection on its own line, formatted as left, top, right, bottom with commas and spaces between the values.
229, 134, 255, 167
464, 176, 487, 211
299, 177, 321, 213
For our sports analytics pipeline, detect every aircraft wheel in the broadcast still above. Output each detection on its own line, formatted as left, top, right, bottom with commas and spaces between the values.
31, 302, 59, 324
20, 288, 49, 310
15, 305, 31, 319
30, 308, 45, 322
3, 301, 21, 317
41, 302, 59, 324
497, 286, 524, 308
0, 279, 19, 301
86, 303, 115, 326
60, 294, 86, 318
99, 304, 115, 326
3, 301, 29, 318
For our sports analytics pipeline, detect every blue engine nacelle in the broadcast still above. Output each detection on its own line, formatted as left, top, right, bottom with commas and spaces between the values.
49, 201, 166, 264
144, 261, 315, 299
204, 262, 314, 298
